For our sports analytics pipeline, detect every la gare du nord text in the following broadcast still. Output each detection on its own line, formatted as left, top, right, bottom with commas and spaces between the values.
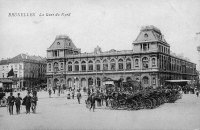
8, 13, 71, 17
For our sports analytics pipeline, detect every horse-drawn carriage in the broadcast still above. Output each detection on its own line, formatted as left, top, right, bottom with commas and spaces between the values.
85, 79, 182, 111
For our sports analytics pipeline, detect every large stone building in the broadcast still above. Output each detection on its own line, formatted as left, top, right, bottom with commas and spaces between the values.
46, 26, 197, 90
0, 54, 46, 89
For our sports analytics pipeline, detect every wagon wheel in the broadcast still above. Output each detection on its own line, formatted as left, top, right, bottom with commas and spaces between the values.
85, 100, 91, 109
157, 97, 162, 106
150, 98, 157, 108
131, 100, 138, 110
145, 99, 152, 109
111, 100, 119, 110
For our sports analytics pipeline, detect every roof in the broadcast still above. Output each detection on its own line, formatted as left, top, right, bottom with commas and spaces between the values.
0, 54, 46, 64
133, 25, 168, 45
0, 79, 13, 83
47, 35, 80, 51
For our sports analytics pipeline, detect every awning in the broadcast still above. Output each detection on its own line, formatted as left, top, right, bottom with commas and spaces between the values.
165, 80, 191, 83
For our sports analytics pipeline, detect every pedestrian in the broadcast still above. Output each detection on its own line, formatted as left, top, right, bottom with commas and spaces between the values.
196, 90, 199, 97
90, 93, 96, 112
77, 90, 81, 104
15, 93, 22, 114
67, 90, 70, 99
72, 90, 75, 99
53, 88, 55, 94
48, 89, 52, 98
31, 93, 38, 113
7, 92, 15, 115
23, 92, 32, 114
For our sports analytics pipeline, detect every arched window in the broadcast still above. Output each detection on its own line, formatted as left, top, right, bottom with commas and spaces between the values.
54, 62, 59, 72
74, 61, 79, 71
48, 63, 51, 71
152, 77, 156, 85
118, 59, 123, 70
103, 59, 108, 71
110, 59, 116, 70
88, 60, 93, 71
68, 61, 72, 71
126, 58, 131, 70
67, 78, 73, 88
152, 58, 156, 67
142, 57, 149, 69
81, 61, 86, 71
60, 63, 64, 70
135, 59, 139, 67
95, 60, 101, 71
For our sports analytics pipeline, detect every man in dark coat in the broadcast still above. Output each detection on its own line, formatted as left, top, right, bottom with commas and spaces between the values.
7, 92, 15, 115
15, 93, 22, 114
31, 93, 38, 113
23, 92, 32, 114
89, 93, 96, 112
77, 90, 81, 104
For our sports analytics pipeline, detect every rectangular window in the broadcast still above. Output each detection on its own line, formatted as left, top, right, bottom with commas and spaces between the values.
68, 65, 72, 71
96, 64, 100, 71
103, 64, 108, 71
89, 65, 93, 71
82, 65, 86, 71
75, 65, 79, 71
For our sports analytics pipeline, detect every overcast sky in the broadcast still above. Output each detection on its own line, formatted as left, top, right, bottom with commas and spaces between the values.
0, 0, 200, 65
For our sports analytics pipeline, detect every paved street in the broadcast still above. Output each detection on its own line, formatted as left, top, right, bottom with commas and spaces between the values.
0, 91, 200, 130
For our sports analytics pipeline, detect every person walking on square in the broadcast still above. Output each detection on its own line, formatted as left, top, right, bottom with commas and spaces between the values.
53, 88, 55, 94
31, 93, 38, 113
196, 89, 199, 97
90, 93, 96, 112
77, 90, 81, 104
72, 90, 75, 99
7, 92, 15, 115
48, 89, 52, 98
15, 93, 22, 114
23, 92, 32, 114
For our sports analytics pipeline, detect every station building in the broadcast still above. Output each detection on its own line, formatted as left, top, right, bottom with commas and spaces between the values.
46, 26, 197, 90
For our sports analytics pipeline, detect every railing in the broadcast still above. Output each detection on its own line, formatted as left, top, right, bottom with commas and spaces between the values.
46, 68, 160, 75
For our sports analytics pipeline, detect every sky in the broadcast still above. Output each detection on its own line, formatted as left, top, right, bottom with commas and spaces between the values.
0, 0, 200, 66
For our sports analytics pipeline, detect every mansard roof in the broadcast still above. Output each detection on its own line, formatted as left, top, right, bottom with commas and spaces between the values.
47, 35, 79, 51
0, 54, 45, 64
133, 25, 169, 45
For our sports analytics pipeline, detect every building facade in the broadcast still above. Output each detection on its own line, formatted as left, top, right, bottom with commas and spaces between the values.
197, 46, 200, 71
0, 54, 46, 89
46, 26, 197, 90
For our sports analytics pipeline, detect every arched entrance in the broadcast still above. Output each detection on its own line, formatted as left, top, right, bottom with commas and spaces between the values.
126, 77, 132, 82
67, 78, 73, 89
88, 78, 93, 88
142, 76, 149, 88
53, 78, 59, 89
81, 78, 87, 89
96, 77, 101, 87
74, 78, 79, 90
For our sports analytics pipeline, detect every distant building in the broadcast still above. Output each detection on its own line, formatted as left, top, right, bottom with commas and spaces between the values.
0, 54, 46, 90
197, 46, 200, 71
46, 26, 197, 90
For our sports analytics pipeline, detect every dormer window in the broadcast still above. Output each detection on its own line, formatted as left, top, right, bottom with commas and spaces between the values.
144, 33, 148, 38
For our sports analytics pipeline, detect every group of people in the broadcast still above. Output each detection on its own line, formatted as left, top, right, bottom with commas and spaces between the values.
48, 88, 82, 104
7, 91, 38, 115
